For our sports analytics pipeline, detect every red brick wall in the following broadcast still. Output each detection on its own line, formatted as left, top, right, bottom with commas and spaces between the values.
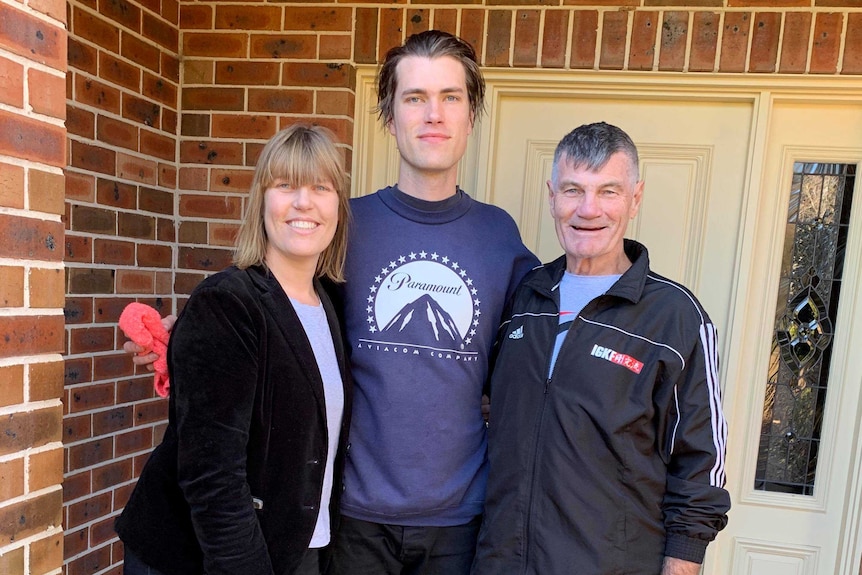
175, 4, 357, 295
51, 1, 862, 574
0, 0, 67, 572
63, 0, 179, 572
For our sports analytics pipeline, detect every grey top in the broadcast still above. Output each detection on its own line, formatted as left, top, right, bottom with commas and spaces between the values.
291, 297, 344, 548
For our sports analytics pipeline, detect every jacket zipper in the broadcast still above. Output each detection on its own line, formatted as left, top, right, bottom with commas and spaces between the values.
522, 303, 561, 573
522, 377, 551, 574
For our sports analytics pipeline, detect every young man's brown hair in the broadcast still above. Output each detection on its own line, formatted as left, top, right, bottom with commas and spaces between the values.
376, 30, 486, 127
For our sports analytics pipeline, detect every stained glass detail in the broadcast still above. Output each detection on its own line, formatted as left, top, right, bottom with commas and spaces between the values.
754, 162, 856, 495
775, 274, 832, 372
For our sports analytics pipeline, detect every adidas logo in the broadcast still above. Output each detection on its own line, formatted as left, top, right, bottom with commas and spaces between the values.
509, 326, 524, 340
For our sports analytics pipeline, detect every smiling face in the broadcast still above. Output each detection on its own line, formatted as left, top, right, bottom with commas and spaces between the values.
547, 151, 644, 276
388, 55, 473, 188
263, 179, 340, 276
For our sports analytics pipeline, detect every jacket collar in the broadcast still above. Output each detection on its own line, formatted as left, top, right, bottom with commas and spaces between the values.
246, 264, 348, 407
524, 239, 651, 304
245, 263, 332, 311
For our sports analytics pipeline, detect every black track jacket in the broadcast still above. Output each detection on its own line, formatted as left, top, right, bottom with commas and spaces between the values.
472, 240, 730, 575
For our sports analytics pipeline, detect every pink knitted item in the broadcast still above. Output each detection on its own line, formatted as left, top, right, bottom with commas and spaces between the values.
119, 303, 171, 397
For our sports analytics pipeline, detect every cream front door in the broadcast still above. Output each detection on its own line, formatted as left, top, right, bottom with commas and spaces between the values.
352, 69, 862, 574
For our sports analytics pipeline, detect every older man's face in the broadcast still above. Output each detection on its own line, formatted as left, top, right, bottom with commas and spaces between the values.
547, 151, 643, 276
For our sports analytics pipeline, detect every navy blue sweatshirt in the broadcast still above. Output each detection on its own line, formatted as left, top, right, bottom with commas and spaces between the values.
340, 186, 538, 526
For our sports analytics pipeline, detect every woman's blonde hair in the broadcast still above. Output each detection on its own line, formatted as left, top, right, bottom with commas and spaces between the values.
233, 124, 350, 282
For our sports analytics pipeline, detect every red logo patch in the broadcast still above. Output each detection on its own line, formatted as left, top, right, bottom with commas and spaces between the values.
590, 344, 644, 374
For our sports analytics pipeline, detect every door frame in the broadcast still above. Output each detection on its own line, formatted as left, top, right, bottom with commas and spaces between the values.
351, 68, 862, 573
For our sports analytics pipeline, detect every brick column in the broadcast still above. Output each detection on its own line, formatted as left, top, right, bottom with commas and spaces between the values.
0, 0, 68, 572
63, 0, 180, 570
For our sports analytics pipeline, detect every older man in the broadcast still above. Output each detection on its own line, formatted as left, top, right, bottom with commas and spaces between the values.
472, 122, 730, 575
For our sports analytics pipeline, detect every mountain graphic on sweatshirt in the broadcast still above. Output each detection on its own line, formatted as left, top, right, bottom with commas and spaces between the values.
380, 294, 463, 348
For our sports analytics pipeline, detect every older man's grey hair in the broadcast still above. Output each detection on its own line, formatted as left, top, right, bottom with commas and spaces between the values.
551, 122, 640, 185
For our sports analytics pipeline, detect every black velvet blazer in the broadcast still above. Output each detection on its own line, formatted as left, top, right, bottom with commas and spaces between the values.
115, 265, 352, 575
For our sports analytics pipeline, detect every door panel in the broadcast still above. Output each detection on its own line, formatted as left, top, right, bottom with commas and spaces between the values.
484, 94, 752, 342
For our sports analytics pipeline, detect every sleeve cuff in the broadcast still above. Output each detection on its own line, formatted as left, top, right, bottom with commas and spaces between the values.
665, 533, 708, 563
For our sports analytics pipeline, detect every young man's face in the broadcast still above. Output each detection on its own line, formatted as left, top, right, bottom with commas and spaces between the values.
388, 55, 474, 183
547, 151, 644, 276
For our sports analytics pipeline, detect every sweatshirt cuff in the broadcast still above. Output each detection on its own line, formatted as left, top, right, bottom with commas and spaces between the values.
664, 533, 708, 563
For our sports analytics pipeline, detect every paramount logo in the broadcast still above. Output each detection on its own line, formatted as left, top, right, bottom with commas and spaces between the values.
590, 344, 644, 374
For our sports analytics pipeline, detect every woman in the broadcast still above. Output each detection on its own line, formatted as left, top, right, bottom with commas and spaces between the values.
115, 124, 352, 575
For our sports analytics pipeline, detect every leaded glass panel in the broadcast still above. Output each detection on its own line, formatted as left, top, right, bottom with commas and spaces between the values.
754, 162, 856, 495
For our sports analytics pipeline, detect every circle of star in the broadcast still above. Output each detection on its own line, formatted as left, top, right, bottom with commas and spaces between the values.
366, 251, 482, 348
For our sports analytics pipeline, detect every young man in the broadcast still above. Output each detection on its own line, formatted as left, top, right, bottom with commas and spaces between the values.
471, 123, 730, 575
330, 31, 537, 574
